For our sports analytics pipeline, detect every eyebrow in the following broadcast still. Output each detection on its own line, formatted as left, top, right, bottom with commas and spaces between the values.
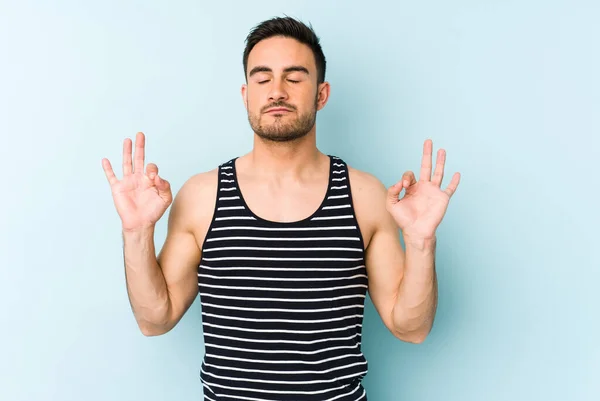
248, 65, 310, 77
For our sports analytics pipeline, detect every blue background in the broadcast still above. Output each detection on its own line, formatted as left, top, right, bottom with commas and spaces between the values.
0, 0, 598, 400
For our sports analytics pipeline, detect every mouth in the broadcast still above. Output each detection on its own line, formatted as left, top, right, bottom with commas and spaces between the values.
265, 107, 292, 114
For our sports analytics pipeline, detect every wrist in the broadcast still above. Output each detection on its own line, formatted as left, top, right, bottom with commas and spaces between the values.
122, 225, 155, 241
403, 234, 437, 251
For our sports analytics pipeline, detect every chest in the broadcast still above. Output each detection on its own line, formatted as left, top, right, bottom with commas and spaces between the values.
236, 175, 329, 223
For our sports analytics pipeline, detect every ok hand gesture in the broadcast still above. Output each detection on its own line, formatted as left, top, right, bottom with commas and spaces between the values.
387, 139, 461, 241
102, 132, 172, 232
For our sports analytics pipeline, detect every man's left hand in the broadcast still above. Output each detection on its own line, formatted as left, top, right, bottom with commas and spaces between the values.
386, 139, 461, 241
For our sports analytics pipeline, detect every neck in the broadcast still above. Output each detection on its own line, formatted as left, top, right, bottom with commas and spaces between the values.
247, 128, 325, 178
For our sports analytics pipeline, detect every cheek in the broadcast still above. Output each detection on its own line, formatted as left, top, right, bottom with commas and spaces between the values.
299, 91, 318, 110
246, 90, 263, 111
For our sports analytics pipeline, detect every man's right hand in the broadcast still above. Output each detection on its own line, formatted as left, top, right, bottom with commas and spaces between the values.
102, 132, 173, 232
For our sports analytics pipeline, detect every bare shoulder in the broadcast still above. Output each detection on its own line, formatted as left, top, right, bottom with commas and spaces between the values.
167, 167, 219, 245
347, 165, 387, 197
177, 168, 219, 203
347, 165, 390, 247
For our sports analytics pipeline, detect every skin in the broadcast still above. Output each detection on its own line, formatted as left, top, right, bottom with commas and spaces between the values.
102, 36, 460, 343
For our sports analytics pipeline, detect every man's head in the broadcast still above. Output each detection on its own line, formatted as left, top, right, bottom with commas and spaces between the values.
241, 17, 330, 143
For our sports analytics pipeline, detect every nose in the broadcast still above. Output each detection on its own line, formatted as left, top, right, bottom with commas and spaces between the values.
268, 78, 288, 102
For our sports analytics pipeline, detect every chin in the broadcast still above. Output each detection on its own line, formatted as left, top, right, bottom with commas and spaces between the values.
256, 130, 309, 143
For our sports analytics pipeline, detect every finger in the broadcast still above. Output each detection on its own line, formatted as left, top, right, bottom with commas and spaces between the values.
403, 171, 417, 187
431, 149, 446, 187
146, 163, 159, 179
419, 139, 433, 182
388, 171, 415, 203
133, 132, 145, 174
443, 172, 461, 198
102, 158, 119, 186
122, 138, 132, 175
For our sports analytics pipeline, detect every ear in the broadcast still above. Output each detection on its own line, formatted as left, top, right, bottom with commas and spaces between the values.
241, 83, 248, 110
316, 81, 331, 111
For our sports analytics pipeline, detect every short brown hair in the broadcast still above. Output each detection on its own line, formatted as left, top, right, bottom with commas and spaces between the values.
243, 16, 327, 84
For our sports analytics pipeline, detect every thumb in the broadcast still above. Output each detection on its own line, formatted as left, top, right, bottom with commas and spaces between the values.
387, 181, 404, 206
154, 174, 170, 192
387, 171, 415, 204
152, 175, 172, 204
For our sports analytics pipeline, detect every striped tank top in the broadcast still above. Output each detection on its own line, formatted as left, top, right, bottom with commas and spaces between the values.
198, 155, 369, 401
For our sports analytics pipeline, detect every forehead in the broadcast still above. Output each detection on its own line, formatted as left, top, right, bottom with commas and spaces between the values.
247, 36, 316, 73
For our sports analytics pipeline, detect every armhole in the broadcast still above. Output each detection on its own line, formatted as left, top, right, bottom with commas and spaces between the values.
344, 162, 367, 255
199, 164, 223, 256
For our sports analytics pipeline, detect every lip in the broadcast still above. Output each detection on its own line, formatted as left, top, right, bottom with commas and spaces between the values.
265, 108, 292, 113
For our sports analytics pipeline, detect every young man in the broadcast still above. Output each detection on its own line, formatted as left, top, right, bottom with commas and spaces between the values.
102, 16, 460, 401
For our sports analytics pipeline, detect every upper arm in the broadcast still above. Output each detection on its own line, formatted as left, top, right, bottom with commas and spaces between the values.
156, 169, 218, 329
349, 167, 406, 336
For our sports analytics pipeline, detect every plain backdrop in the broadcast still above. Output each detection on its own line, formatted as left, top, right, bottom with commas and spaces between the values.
1, 0, 598, 400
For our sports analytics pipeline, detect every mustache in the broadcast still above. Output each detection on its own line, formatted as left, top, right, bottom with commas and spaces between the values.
261, 102, 296, 112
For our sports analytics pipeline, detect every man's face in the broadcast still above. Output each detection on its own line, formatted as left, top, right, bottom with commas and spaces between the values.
242, 36, 329, 142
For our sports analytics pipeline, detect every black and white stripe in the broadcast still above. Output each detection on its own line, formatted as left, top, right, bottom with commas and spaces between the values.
199, 155, 369, 401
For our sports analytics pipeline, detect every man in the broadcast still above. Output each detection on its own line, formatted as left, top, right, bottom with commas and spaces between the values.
102, 16, 460, 401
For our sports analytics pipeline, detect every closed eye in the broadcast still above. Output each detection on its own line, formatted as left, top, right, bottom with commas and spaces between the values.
256, 79, 300, 84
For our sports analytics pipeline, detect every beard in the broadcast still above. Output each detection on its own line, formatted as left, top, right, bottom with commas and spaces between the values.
247, 99, 317, 143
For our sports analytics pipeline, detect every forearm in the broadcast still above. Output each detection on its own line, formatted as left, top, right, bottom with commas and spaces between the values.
392, 235, 438, 342
122, 227, 171, 332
